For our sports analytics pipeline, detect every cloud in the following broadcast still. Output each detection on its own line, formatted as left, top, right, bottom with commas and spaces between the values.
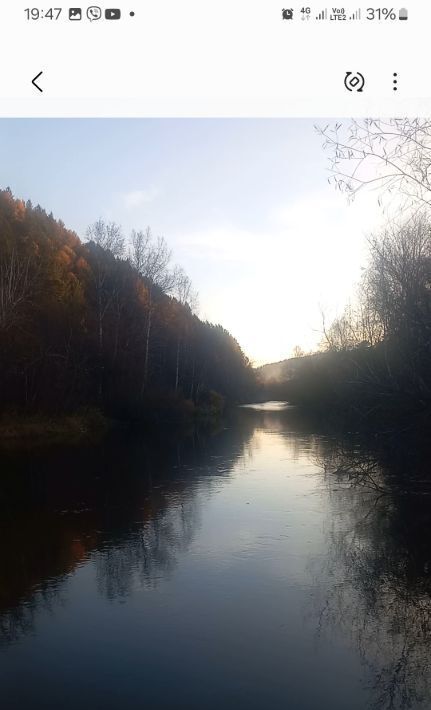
172, 188, 384, 364
177, 227, 260, 263
122, 187, 160, 209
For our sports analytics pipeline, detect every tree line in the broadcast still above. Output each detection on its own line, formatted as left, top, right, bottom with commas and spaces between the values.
279, 216, 431, 418
274, 119, 431, 421
0, 188, 254, 420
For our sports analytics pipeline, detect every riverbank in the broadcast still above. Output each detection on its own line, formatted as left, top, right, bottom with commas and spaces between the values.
0, 391, 227, 445
0, 408, 112, 445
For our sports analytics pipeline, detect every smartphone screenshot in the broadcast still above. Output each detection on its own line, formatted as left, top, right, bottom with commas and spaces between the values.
0, 3, 429, 709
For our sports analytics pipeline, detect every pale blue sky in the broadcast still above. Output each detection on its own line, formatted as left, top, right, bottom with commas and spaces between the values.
0, 119, 380, 364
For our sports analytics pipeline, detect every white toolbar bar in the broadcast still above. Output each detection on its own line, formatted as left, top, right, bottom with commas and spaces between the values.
0, 1, 426, 115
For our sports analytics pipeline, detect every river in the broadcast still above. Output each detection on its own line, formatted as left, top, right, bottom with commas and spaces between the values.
1, 403, 430, 709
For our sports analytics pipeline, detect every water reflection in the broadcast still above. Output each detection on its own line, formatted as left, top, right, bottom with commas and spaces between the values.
95, 493, 201, 599
0, 408, 430, 709
310, 427, 431, 710
0, 417, 256, 643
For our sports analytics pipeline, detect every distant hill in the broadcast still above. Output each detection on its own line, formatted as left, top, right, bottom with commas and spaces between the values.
256, 357, 306, 384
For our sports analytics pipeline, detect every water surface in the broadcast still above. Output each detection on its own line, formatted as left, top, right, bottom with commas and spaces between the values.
1, 406, 430, 709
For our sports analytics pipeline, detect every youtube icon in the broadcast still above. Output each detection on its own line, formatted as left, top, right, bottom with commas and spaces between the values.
105, 9, 121, 20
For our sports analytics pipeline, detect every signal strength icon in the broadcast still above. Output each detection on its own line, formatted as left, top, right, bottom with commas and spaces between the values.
349, 8, 361, 20
316, 8, 328, 20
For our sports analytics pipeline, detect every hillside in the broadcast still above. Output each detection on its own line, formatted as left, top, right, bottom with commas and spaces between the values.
0, 188, 255, 423
256, 356, 309, 384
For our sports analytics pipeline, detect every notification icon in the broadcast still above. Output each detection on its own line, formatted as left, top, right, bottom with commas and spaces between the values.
69, 8, 82, 20
87, 6, 102, 21
105, 8, 121, 20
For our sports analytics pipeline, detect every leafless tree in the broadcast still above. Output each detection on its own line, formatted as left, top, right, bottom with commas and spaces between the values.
172, 266, 199, 392
319, 217, 431, 401
292, 345, 305, 358
0, 249, 35, 331
130, 228, 174, 290
130, 228, 177, 392
317, 118, 431, 214
320, 304, 360, 351
87, 219, 125, 258
356, 277, 385, 346
366, 217, 431, 345
86, 219, 125, 397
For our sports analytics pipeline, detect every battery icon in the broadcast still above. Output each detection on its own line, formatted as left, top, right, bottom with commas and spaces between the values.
399, 8, 408, 20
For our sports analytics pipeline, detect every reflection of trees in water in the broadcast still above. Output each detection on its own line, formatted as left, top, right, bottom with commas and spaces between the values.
241, 399, 431, 710
0, 503, 99, 646
312, 431, 431, 710
0, 579, 67, 647
243, 406, 431, 709
0, 415, 256, 644
4, 403, 430, 710
95, 495, 200, 599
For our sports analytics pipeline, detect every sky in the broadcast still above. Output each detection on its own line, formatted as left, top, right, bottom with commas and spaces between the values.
0, 118, 385, 365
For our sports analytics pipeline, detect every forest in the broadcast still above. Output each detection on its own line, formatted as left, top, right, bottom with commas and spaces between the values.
0, 188, 254, 428
261, 216, 431, 423
260, 119, 431, 426
4, 119, 431, 435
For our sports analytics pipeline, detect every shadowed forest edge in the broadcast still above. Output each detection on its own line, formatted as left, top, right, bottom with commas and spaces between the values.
4, 119, 431, 438
3, 185, 431, 437
0, 188, 254, 437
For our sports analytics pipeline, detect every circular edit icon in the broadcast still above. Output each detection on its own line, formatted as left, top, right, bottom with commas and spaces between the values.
87, 6, 102, 21
344, 72, 365, 92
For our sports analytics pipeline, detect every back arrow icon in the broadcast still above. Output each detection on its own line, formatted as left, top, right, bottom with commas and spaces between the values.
32, 71, 43, 93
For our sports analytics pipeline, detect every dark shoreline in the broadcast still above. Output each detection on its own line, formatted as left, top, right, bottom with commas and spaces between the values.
0, 409, 112, 445
0, 400, 228, 446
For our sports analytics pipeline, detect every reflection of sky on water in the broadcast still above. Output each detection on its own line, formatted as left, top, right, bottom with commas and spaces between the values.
0, 409, 430, 709
239, 400, 291, 411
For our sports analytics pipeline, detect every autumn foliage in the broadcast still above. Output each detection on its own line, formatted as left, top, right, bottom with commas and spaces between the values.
0, 189, 254, 419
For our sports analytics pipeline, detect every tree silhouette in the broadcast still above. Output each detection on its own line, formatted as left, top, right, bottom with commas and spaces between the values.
0, 189, 254, 419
